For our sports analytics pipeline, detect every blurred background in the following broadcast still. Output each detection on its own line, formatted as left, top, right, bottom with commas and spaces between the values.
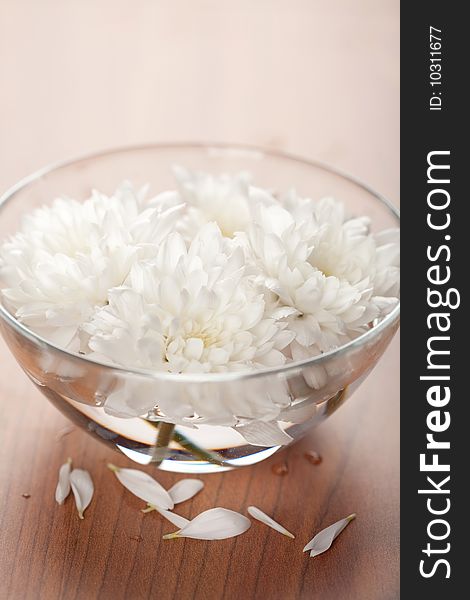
0, 0, 399, 202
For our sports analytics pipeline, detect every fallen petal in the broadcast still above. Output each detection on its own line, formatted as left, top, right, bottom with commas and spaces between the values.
247, 506, 295, 539
168, 479, 204, 504
163, 507, 251, 540
70, 469, 94, 519
151, 506, 190, 529
55, 458, 72, 505
142, 503, 190, 528
108, 464, 174, 510
303, 514, 356, 557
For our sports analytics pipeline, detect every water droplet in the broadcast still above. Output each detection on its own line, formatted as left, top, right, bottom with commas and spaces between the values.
272, 462, 288, 476
304, 450, 322, 465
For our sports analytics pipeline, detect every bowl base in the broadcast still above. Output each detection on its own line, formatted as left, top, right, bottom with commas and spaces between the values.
36, 380, 354, 473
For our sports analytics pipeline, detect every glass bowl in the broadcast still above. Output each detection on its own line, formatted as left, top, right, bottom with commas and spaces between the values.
0, 143, 400, 473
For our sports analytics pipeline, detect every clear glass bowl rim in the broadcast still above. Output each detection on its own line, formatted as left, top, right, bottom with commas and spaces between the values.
0, 142, 400, 384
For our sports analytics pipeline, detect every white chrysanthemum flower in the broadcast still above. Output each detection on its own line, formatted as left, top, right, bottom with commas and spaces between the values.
85, 223, 293, 373
0, 182, 183, 346
242, 196, 399, 356
83, 223, 293, 424
290, 195, 400, 294
304, 196, 400, 319
173, 166, 275, 238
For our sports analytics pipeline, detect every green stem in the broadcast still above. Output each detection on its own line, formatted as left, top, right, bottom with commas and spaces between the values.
325, 387, 348, 417
172, 430, 228, 468
151, 422, 176, 466
145, 419, 230, 467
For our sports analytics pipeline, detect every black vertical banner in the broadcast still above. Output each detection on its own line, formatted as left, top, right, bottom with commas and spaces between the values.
401, 2, 466, 596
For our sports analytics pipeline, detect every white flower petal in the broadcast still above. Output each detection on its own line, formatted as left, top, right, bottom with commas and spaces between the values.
0, 182, 179, 343
303, 514, 356, 557
84, 223, 292, 427
174, 167, 252, 236
247, 506, 295, 538
69, 469, 94, 519
144, 505, 190, 529
108, 464, 174, 510
55, 458, 72, 505
168, 479, 204, 504
235, 420, 293, 447
246, 192, 399, 359
163, 507, 251, 540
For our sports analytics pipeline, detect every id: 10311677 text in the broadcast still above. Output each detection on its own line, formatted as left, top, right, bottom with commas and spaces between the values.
429, 26, 443, 111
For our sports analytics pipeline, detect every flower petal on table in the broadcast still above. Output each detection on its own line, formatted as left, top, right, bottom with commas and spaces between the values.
55, 458, 72, 505
303, 514, 356, 557
108, 464, 174, 510
154, 507, 190, 529
247, 506, 295, 539
70, 469, 94, 519
168, 479, 204, 504
163, 508, 251, 540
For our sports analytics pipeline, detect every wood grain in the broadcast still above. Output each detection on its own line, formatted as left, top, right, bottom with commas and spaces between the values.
0, 334, 399, 600
0, 1, 399, 598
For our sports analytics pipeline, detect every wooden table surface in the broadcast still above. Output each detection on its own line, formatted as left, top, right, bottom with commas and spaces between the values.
0, 2, 399, 599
